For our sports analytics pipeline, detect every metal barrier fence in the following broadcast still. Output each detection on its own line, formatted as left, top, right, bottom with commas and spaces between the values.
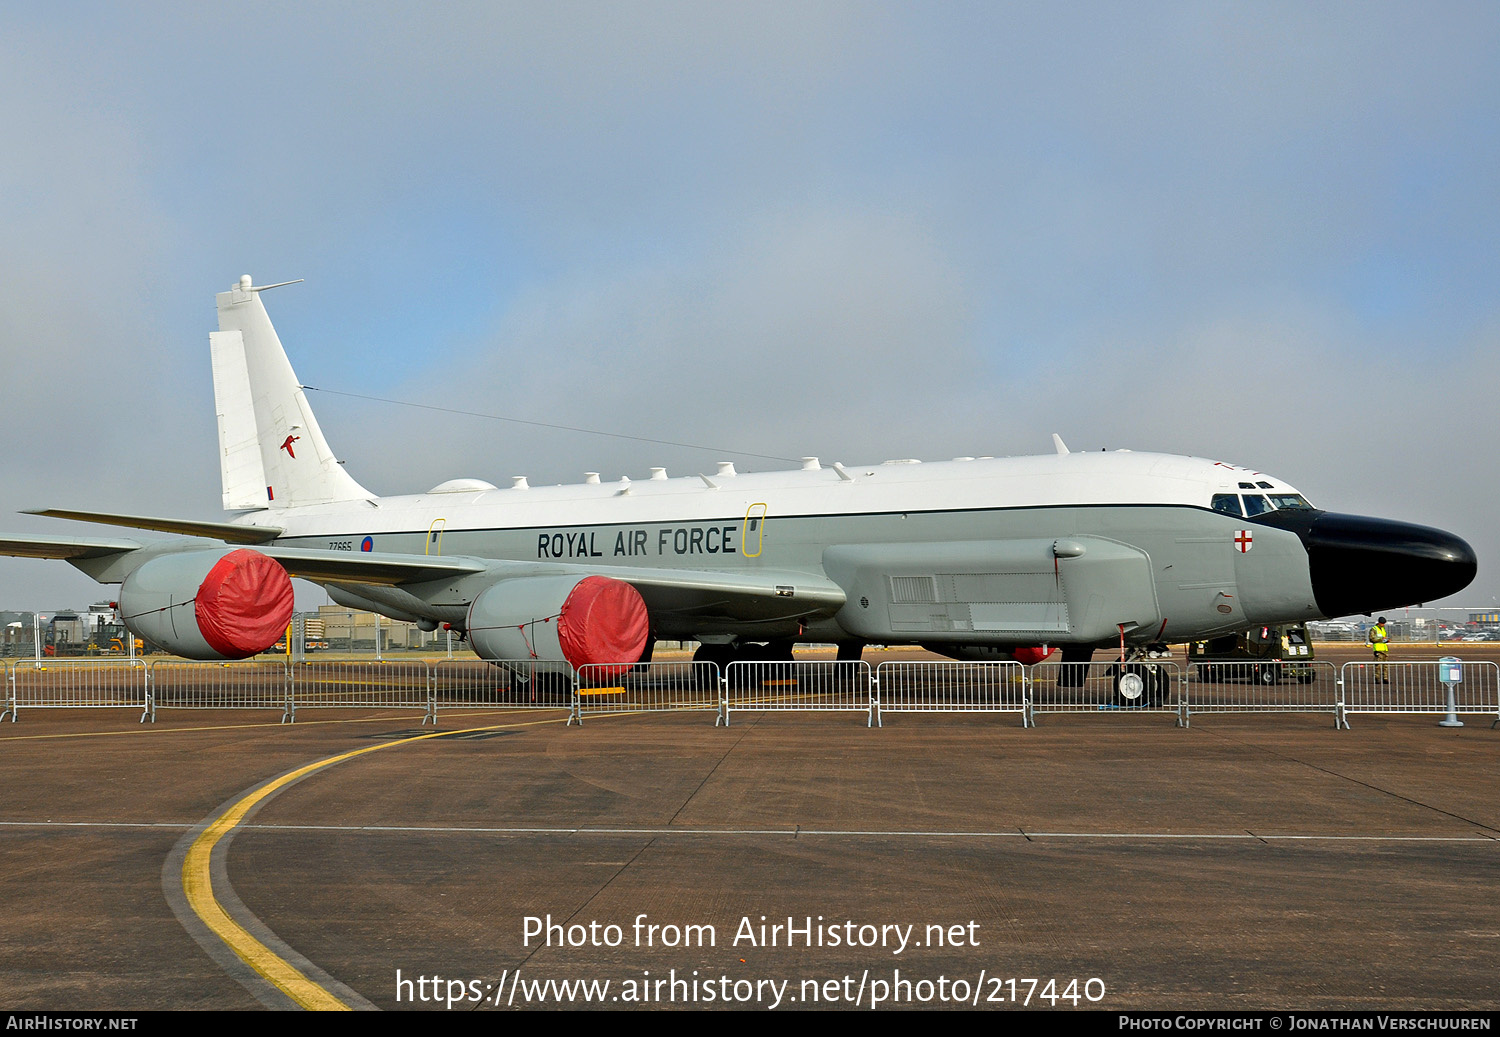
430, 659, 576, 722
572, 662, 722, 724
873, 661, 1025, 726
1027, 661, 1184, 724
1187, 660, 1341, 715
288, 660, 430, 722
148, 661, 291, 722
1339, 660, 1500, 726
5, 655, 1500, 732
4, 660, 147, 722
723, 661, 874, 726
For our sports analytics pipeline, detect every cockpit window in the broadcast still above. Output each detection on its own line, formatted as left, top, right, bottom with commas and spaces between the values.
1211, 494, 1243, 517
1256, 481, 1273, 489
1238, 482, 1256, 489
1267, 494, 1314, 510
1242, 494, 1273, 517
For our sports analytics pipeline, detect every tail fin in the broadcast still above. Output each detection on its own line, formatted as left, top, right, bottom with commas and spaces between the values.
211, 275, 373, 510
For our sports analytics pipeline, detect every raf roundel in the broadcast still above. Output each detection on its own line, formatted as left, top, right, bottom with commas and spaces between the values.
361, 536, 373, 552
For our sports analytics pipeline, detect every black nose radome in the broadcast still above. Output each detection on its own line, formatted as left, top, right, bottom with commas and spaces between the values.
1268, 512, 1477, 618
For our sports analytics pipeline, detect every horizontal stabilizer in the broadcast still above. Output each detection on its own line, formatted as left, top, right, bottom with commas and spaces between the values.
24, 509, 283, 544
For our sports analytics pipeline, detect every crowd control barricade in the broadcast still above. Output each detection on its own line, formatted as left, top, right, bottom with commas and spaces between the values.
872, 661, 1026, 727
1026, 660, 1184, 725
1338, 660, 1500, 728
1187, 660, 1341, 722
3, 660, 148, 722
148, 660, 292, 722
723, 660, 874, 726
429, 659, 576, 722
289, 659, 430, 722
571, 661, 722, 725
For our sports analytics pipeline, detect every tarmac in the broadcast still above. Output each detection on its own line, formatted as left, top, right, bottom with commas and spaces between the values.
1, 643, 1496, 1012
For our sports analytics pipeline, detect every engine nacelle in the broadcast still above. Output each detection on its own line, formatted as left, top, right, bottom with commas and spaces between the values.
118, 549, 294, 660
466, 574, 649, 676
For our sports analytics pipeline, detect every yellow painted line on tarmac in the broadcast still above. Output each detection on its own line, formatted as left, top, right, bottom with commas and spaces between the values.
763, 679, 799, 686
577, 687, 626, 696
0, 706, 563, 744
182, 713, 572, 1011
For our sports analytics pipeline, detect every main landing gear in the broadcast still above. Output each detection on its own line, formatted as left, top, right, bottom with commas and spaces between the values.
692, 639, 797, 687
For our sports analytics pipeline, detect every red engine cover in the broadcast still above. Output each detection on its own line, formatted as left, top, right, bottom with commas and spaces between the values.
194, 548, 295, 658
556, 575, 650, 675
1011, 645, 1055, 665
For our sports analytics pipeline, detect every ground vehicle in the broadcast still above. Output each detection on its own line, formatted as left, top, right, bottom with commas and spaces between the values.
1189, 623, 1316, 684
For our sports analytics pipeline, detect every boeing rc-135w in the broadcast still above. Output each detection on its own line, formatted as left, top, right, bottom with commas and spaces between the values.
0, 276, 1477, 692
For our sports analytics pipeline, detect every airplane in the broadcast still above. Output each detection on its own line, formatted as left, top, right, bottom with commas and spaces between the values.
0, 275, 1478, 699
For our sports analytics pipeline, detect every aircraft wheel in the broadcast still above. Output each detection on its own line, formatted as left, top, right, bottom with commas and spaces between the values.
1110, 664, 1148, 707
764, 638, 796, 663
693, 643, 733, 688
1144, 666, 1167, 706
629, 637, 657, 674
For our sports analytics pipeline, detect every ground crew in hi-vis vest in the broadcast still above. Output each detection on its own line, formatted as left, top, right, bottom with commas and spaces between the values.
1367, 617, 1390, 683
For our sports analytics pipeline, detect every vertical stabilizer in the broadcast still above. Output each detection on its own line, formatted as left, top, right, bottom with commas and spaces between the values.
213, 276, 374, 509
210, 329, 269, 509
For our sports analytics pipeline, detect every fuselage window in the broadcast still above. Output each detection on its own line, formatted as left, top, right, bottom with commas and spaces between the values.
1242, 494, 1273, 517
1211, 494, 1243, 516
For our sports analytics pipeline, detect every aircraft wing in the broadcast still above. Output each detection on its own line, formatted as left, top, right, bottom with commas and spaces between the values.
255, 546, 489, 585
0, 525, 844, 628
24, 509, 283, 544
599, 564, 846, 624
0, 533, 143, 560
268, 547, 845, 621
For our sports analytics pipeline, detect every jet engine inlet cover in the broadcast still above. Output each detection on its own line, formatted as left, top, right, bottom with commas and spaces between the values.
558, 575, 650, 674
467, 574, 650, 674
195, 548, 295, 657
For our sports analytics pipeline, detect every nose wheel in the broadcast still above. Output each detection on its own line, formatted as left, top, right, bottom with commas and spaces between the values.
1109, 663, 1163, 707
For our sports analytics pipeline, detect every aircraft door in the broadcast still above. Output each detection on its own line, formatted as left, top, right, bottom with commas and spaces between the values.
741, 504, 767, 558
426, 518, 446, 556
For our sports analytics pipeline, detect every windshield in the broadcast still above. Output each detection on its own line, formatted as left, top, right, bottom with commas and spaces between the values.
1210, 491, 1316, 515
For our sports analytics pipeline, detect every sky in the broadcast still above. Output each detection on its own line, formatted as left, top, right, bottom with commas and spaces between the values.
1, 1, 1497, 614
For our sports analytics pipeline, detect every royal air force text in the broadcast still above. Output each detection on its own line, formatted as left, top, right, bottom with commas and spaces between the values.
538, 526, 737, 560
